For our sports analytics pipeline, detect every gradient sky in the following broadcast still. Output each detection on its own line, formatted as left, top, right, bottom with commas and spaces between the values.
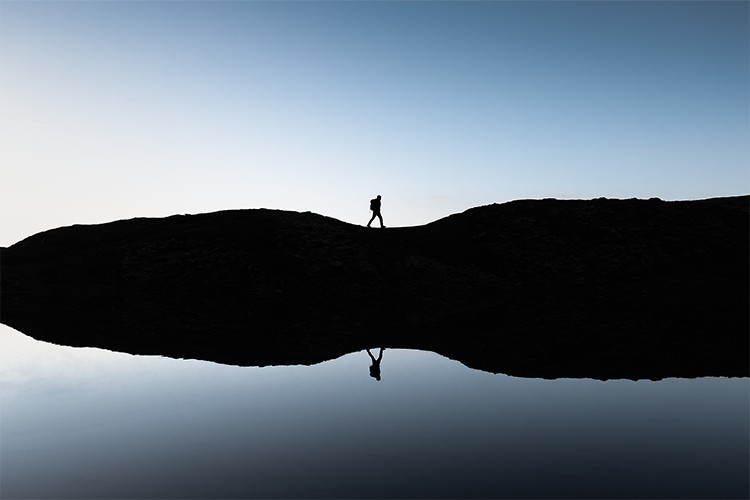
1, 1, 747, 246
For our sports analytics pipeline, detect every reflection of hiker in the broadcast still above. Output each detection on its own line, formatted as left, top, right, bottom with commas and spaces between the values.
367, 348, 385, 381
367, 195, 385, 228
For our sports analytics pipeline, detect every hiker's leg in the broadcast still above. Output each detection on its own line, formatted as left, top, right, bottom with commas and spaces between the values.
367, 213, 376, 227
377, 213, 384, 227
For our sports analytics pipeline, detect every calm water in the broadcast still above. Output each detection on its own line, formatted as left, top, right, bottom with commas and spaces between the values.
1, 324, 747, 499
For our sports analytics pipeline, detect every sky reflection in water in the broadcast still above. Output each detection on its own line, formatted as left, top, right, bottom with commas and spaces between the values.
1, 324, 748, 499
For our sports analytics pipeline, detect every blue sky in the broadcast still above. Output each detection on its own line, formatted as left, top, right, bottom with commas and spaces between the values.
1, 1, 747, 246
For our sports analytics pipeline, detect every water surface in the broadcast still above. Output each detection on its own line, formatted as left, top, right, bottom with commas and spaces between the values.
1, 325, 747, 499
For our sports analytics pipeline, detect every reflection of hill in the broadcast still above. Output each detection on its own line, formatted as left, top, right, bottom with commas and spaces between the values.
1, 197, 747, 380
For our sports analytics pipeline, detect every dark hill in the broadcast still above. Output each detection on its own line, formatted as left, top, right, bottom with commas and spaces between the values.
1, 197, 747, 380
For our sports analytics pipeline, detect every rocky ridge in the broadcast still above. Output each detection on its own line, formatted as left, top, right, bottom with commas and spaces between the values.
1, 196, 747, 379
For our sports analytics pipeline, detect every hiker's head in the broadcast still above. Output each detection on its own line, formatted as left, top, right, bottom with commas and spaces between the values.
377, 195, 381, 200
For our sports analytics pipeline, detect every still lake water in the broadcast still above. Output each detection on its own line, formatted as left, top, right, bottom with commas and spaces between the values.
1, 324, 747, 499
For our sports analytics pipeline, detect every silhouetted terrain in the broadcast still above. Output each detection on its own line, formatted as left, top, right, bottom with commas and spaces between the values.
1, 197, 747, 379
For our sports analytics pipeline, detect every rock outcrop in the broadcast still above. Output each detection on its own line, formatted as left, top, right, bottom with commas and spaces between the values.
1, 196, 747, 379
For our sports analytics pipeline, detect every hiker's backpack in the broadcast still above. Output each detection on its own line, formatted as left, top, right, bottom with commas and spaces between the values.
370, 199, 377, 211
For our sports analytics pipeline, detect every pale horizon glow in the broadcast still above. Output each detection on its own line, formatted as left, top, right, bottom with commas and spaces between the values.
1, 1, 748, 246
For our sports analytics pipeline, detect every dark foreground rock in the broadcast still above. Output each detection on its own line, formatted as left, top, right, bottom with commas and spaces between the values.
1, 196, 747, 380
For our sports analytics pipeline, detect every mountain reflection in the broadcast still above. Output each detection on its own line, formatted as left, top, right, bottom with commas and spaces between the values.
0, 288, 746, 380
2, 323, 747, 500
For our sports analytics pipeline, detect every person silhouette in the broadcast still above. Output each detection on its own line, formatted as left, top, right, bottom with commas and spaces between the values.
366, 348, 384, 381
367, 195, 385, 228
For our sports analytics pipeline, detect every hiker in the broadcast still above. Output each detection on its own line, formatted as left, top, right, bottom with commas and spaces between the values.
367, 195, 385, 228
367, 348, 385, 381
